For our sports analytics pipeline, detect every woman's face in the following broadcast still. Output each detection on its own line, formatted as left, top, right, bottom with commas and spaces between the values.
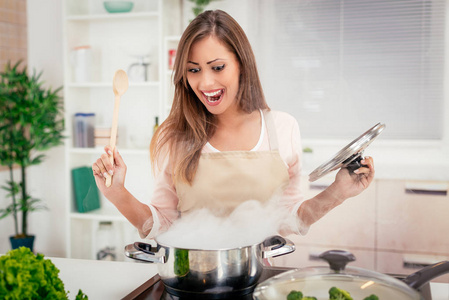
186, 35, 241, 116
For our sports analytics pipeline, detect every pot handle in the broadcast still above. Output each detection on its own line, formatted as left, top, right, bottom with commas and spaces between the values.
262, 235, 295, 258
403, 260, 449, 289
124, 242, 166, 263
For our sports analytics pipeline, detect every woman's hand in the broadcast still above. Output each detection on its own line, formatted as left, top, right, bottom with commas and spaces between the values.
92, 147, 153, 234
92, 146, 127, 201
330, 156, 375, 201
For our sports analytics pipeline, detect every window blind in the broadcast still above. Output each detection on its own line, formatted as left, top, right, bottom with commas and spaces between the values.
253, 0, 445, 139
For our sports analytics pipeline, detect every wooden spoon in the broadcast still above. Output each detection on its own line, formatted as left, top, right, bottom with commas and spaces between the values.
106, 69, 129, 187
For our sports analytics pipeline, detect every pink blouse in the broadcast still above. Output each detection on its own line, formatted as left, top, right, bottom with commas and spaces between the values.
142, 110, 304, 238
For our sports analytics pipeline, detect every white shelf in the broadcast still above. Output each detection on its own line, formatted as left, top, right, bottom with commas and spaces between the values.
63, 0, 183, 260
66, 11, 159, 21
66, 81, 160, 88
63, 0, 165, 260
69, 147, 149, 155
70, 209, 127, 222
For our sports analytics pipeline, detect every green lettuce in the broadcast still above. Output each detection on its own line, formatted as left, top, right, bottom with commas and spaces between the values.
0, 247, 87, 300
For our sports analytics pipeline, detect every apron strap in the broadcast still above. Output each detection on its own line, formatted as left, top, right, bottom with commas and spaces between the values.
262, 110, 279, 151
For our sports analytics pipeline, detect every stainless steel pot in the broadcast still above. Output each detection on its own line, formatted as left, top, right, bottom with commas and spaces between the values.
253, 250, 449, 300
125, 235, 295, 298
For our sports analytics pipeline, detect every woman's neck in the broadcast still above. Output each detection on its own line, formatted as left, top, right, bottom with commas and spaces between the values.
209, 109, 261, 151
215, 108, 252, 130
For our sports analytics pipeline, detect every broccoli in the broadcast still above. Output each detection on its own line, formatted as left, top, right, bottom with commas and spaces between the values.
329, 286, 353, 300
287, 290, 303, 300
287, 287, 373, 300
174, 249, 189, 276
286, 290, 318, 300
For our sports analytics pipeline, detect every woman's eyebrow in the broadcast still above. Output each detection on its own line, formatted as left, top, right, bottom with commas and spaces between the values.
187, 58, 225, 65
207, 58, 225, 64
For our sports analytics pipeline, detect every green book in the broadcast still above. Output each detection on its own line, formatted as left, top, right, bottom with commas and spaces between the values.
71, 166, 101, 213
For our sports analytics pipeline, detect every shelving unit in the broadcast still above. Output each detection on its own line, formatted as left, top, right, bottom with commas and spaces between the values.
65, 11, 160, 21
67, 82, 160, 88
62, 0, 170, 261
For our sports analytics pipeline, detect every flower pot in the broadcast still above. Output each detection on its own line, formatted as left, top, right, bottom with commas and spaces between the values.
10, 235, 35, 252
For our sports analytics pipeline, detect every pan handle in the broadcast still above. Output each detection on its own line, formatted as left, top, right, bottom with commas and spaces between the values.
124, 242, 166, 263
262, 235, 296, 258
403, 260, 449, 289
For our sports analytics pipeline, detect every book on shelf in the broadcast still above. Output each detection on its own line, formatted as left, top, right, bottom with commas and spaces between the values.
72, 166, 100, 213
73, 113, 95, 148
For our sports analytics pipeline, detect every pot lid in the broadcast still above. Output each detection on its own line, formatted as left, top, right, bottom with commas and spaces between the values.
253, 250, 420, 300
308, 123, 386, 182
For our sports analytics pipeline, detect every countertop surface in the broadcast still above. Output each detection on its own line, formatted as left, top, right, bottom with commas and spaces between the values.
50, 257, 449, 300
52, 257, 158, 299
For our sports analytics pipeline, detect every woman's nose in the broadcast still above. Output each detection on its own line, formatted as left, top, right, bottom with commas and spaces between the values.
199, 70, 215, 89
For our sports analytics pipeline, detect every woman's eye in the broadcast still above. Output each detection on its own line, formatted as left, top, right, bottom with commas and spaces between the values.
188, 68, 200, 73
212, 64, 225, 72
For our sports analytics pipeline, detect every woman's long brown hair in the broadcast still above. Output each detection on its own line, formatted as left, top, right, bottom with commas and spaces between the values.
150, 10, 269, 184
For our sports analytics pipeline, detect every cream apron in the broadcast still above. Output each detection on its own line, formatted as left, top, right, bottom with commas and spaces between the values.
175, 110, 290, 216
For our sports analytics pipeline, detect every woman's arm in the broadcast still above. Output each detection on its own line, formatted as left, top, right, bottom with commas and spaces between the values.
274, 111, 375, 233
108, 187, 154, 235
297, 156, 375, 227
92, 146, 153, 234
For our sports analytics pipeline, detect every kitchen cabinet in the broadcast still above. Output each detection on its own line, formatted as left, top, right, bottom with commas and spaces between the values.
298, 177, 376, 249
375, 179, 449, 283
62, 0, 181, 260
376, 179, 449, 254
275, 176, 449, 283
376, 250, 449, 283
275, 175, 376, 270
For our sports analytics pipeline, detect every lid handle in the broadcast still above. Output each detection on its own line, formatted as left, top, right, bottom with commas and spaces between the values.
319, 250, 356, 272
343, 153, 366, 172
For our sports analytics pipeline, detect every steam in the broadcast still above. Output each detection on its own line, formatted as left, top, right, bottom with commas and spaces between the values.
156, 200, 298, 250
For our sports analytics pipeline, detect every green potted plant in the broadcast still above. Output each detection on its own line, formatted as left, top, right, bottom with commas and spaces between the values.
0, 61, 65, 251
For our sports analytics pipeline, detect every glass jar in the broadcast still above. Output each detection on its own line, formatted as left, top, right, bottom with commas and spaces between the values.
95, 221, 117, 261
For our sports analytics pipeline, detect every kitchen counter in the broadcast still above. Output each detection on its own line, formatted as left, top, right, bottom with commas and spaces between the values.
50, 257, 449, 300
51, 257, 158, 299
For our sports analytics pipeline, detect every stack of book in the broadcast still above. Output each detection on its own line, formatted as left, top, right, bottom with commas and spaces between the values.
94, 127, 112, 147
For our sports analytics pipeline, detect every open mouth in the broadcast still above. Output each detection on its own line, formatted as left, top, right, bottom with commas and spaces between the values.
202, 89, 224, 105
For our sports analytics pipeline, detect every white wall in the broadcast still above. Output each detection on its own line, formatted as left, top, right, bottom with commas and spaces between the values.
0, 0, 65, 256
26, 0, 66, 257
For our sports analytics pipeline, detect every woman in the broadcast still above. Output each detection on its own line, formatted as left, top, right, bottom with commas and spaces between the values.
92, 10, 374, 239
